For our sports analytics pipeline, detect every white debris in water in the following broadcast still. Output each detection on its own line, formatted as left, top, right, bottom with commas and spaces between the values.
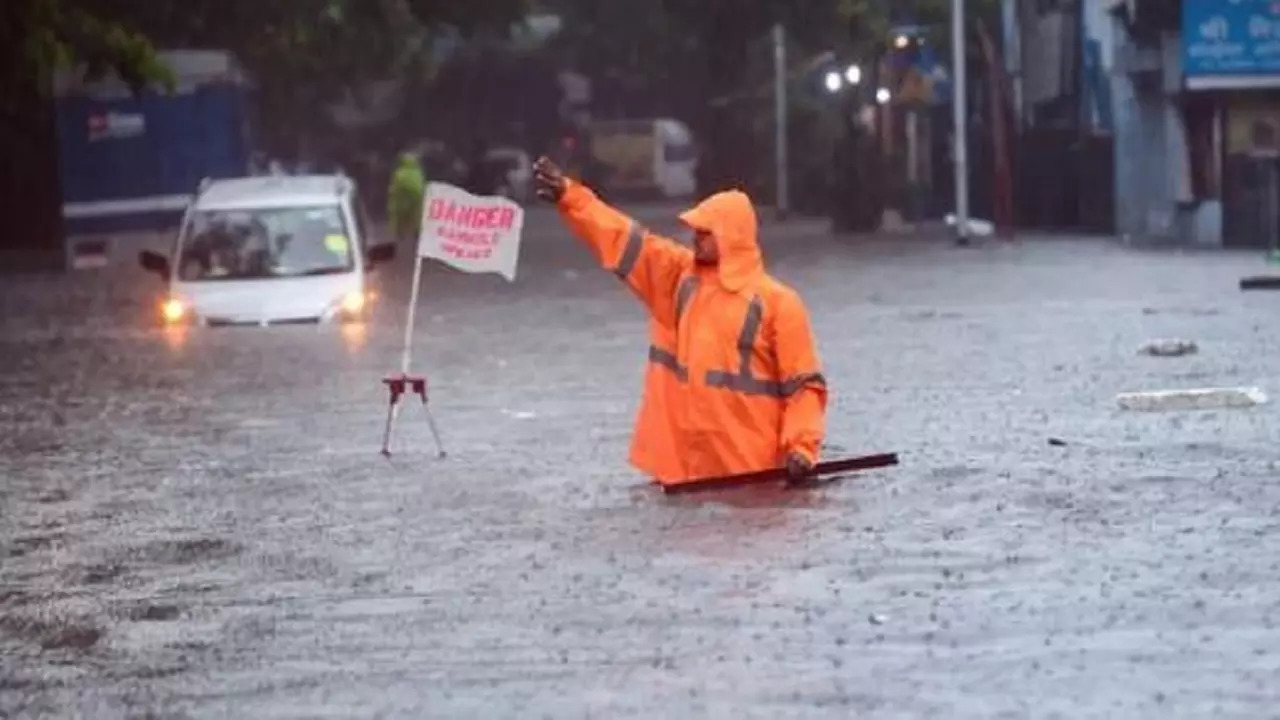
501, 409, 537, 420
944, 213, 995, 237
1116, 387, 1268, 412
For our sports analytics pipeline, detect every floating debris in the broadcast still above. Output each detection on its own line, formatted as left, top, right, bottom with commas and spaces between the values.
1139, 339, 1198, 357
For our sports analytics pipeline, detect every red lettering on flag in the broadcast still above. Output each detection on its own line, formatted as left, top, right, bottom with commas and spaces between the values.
427, 198, 446, 220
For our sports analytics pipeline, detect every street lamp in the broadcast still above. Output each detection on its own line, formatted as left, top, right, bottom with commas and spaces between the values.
876, 87, 891, 104
824, 71, 842, 93
844, 64, 862, 85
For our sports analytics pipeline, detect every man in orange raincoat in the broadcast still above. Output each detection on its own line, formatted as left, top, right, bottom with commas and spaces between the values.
534, 156, 827, 487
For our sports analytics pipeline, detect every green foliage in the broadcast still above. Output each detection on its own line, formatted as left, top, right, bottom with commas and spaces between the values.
8, 0, 175, 97
39, 0, 530, 153
18, 0, 529, 105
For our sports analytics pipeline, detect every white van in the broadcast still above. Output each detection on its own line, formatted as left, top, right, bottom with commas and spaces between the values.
139, 174, 396, 326
588, 118, 698, 199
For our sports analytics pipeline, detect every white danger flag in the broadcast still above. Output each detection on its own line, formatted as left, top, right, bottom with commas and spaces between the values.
417, 182, 525, 282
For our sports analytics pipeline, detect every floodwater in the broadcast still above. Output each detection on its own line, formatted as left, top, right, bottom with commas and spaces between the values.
3, 209, 1280, 718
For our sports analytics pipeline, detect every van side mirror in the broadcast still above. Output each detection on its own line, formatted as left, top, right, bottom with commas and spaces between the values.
366, 243, 396, 267
139, 250, 171, 278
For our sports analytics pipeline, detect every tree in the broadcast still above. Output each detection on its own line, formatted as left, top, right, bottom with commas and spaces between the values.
543, 0, 1005, 201
4, 0, 173, 102
546, 1, 688, 93
655, 1, 848, 193
52, 0, 532, 158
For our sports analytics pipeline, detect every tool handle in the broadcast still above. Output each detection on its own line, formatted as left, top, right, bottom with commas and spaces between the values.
662, 453, 899, 495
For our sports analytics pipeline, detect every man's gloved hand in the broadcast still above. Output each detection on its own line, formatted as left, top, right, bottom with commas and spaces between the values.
533, 156, 567, 203
785, 452, 814, 483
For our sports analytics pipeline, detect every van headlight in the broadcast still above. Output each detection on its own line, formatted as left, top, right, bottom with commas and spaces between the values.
161, 297, 189, 324
330, 291, 369, 321
339, 291, 366, 314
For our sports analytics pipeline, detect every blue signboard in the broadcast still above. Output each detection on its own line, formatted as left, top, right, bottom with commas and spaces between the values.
1183, 0, 1280, 79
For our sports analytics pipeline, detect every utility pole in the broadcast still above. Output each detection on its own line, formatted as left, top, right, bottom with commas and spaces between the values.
952, 0, 971, 245
773, 22, 789, 219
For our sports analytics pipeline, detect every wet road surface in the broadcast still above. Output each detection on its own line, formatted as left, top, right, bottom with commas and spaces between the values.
3, 208, 1280, 718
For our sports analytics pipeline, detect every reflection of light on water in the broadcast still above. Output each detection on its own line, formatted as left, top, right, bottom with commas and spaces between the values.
162, 325, 189, 352
341, 322, 368, 352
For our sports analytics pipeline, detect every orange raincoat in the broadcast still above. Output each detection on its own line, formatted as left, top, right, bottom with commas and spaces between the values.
558, 179, 828, 486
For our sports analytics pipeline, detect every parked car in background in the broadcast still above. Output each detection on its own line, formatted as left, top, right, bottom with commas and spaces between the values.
138, 174, 396, 327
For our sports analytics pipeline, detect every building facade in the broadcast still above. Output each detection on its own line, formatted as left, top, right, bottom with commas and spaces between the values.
1002, 0, 1117, 233
1111, 0, 1280, 248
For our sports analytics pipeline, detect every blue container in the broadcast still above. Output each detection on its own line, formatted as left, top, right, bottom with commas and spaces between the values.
54, 51, 253, 236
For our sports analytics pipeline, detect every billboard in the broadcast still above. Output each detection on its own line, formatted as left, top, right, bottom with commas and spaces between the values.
1184, 0, 1280, 88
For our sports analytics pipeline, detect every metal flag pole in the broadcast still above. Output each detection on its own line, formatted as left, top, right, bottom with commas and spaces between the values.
380, 252, 447, 458
399, 254, 426, 376
773, 21, 790, 219
952, 0, 971, 246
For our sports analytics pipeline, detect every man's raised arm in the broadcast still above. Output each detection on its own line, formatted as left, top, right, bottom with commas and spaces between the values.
536, 158, 691, 327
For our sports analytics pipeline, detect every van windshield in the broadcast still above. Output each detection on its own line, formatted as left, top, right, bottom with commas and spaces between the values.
176, 205, 354, 281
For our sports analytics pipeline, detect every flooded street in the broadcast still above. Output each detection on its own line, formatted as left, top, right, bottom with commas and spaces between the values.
3, 209, 1280, 718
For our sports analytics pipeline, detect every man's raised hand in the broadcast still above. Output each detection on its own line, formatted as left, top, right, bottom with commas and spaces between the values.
533, 156, 567, 203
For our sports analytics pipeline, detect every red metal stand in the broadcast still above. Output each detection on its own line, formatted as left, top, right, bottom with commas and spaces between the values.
380, 373, 447, 458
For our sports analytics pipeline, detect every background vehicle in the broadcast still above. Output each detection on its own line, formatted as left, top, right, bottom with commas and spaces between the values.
587, 117, 698, 200
138, 174, 395, 326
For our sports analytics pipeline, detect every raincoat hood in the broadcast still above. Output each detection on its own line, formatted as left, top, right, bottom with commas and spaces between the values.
678, 190, 763, 292
397, 152, 420, 171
